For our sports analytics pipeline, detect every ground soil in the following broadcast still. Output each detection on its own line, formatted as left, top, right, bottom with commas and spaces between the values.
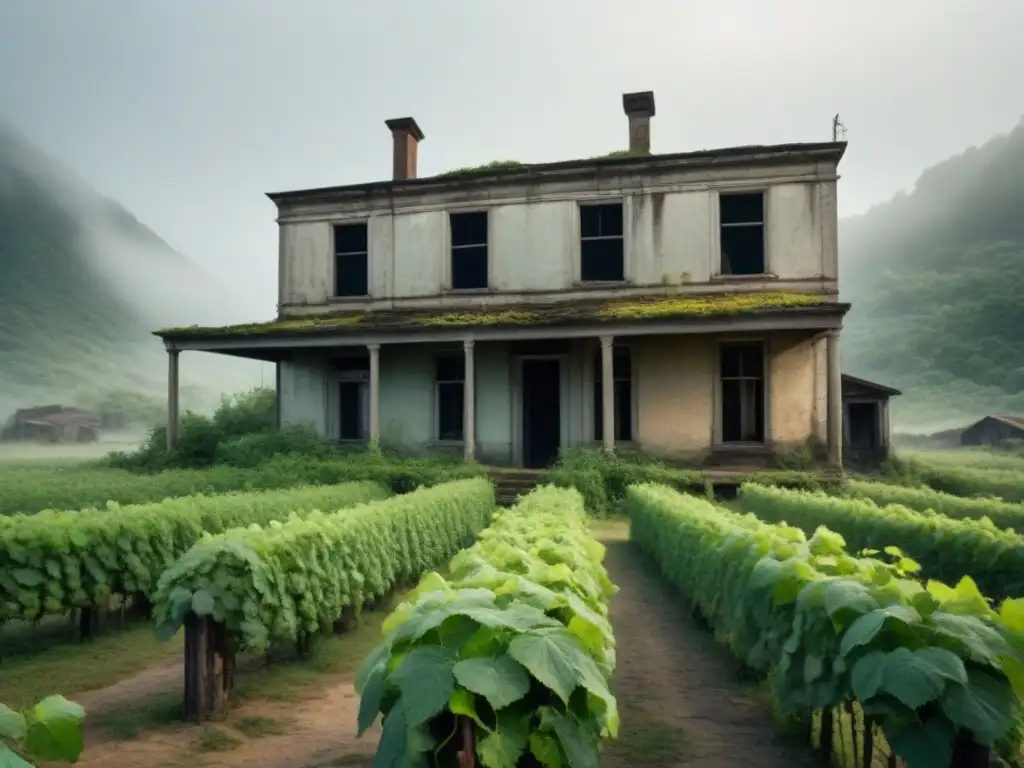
600, 536, 820, 768
53, 527, 821, 768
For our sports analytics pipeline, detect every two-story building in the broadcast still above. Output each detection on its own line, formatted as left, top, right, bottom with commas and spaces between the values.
158, 91, 889, 470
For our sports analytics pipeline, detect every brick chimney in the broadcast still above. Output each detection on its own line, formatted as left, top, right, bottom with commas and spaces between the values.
622, 91, 655, 155
385, 117, 425, 181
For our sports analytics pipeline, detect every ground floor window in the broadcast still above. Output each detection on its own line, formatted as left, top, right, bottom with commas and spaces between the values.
593, 346, 633, 441
436, 354, 465, 441
720, 341, 765, 443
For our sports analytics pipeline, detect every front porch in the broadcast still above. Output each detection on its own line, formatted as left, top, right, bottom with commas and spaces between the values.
157, 293, 850, 470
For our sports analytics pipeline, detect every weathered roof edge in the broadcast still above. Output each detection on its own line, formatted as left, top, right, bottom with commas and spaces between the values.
265, 141, 848, 205
841, 374, 902, 397
155, 298, 851, 345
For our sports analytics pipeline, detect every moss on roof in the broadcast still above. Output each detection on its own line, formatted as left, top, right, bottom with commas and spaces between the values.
156, 291, 833, 340
434, 150, 650, 179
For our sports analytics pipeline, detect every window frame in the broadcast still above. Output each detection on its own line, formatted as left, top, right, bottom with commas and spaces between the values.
714, 338, 770, 447
578, 200, 627, 284
330, 358, 371, 442
448, 210, 490, 292
716, 189, 769, 278
588, 343, 637, 443
332, 221, 370, 299
433, 352, 466, 443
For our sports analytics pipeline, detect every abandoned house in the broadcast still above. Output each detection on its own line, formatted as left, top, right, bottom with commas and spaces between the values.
0, 405, 101, 443
841, 375, 900, 468
960, 414, 1024, 447
156, 90, 896, 470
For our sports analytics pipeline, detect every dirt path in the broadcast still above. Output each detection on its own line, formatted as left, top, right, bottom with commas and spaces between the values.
600, 538, 820, 768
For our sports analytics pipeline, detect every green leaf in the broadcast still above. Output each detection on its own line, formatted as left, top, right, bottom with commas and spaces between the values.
887, 717, 954, 768
529, 732, 566, 768
453, 656, 531, 711
850, 651, 886, 701
939, 668, 1015, 746
0, 744, 34, 768
538, 708, 598, 768
372, 705, 409, 768
823, 580, 879, 619
999, 597, 1024, 633
22, 695, 85, 762
508, 629, 589, 704
449, 689, 489, 732
877, 648, 949, 710
389, 646, 457, 727
477, 708, 530, 768
191, 589, 215, 617
0, 705, 25, 741
357, 661, 387, 736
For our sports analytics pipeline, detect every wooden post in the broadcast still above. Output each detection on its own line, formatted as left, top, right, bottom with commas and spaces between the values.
819, 706, 834, 761
456, 716, 477, 768
184, 614, 232, 721
167, 348, 180, 451
368, 343, 381, 447
826, 330, 843, 468
463, 339, 476, 461
600, 335, 615, 452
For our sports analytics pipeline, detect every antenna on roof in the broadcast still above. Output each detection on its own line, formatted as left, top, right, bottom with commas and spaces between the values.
832, 114, 848, 142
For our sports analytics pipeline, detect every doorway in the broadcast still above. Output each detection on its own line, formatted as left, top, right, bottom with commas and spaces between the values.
846, 401, 880, 450
521, 358, 561, 468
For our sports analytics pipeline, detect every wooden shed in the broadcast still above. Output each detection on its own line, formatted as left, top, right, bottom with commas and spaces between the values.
0, 405, 101, 443
842, 374, 901, 469
960, 414, 1024, 447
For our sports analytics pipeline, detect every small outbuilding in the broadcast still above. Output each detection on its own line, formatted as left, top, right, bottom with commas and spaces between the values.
0, 405, 101, 444
842, 374, 901, 469
960, 414, 1024, 447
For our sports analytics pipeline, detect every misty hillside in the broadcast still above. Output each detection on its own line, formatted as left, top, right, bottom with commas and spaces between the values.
0, 125, 269, 422
841, 119, 1024, 431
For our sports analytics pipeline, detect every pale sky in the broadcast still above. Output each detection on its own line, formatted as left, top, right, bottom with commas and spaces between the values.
1, 0, 1021, 319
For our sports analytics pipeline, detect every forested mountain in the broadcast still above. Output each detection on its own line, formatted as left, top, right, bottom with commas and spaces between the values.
0, 125, 268, 426
841, 119, 1024, 431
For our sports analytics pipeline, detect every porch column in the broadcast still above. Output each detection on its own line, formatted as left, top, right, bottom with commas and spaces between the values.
367, 343, 381, 446
463, 340, 476, 461
600, 335, 615, 453
166, 348, 180, 451
826, 330, 843, 468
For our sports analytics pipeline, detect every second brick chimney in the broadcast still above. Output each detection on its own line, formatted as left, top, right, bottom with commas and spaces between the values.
385, 117, 425, 181
622, 91, 655, 155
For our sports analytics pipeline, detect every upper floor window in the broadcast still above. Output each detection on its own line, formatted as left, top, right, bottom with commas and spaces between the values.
593, 346, 633, 441
719, 192, 765, 275
334, 223, 368, 297
435, 354, 465, 441
450, 211, 488, 290
580, 203, 624, 282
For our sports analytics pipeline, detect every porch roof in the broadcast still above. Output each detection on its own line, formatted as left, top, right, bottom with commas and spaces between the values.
155, 291, 850, 361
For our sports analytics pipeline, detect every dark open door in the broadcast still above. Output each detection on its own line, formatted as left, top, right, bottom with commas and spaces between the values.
522, 359, 561, 468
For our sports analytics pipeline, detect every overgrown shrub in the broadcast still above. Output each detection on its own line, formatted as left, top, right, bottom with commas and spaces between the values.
105, 388, 277, 471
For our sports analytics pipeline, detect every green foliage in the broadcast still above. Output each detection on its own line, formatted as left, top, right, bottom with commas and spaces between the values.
912, 462, 1024, 503
0, 451, 485, 516
0, 481, 388, 624
152, 478, 496, 651
625, 483, 1024, 767
73, 389, 165, 430
354, 485, 618, 768
739, 483, 1024, 603
0, 694, 85, 766
843, 479, 1024, 533
540, 448, 833, 516
841, 120, 1024, 428
107, 388, 278, 471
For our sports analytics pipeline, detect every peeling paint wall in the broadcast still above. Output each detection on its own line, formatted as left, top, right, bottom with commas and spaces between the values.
635, 336, 715, 454
278, 159, 840, 309
769, 331, 821, 447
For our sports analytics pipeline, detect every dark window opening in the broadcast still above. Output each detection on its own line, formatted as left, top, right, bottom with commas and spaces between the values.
720, 341, 765, 443
593, 347, 633, 441
436, 354, 465, 441
338, 381, 367, 440
334, 223, 369, 297
847, 401, 880, 450
450, 212, 488, 290
719, 193, 765, 275
580, 203, 624, 282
